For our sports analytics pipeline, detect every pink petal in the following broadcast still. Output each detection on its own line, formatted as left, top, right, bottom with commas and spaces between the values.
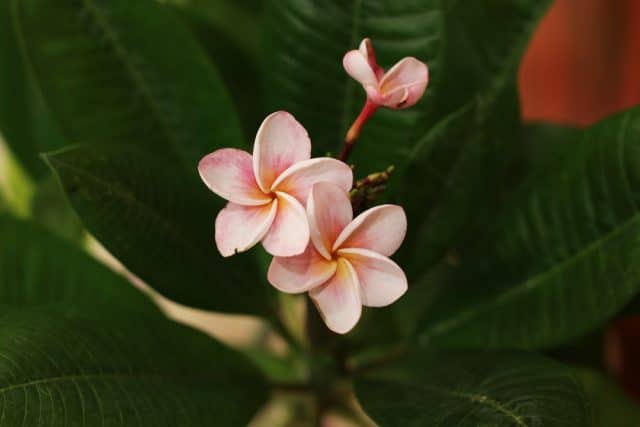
268, 244, 337, 294
379, 57, 429, 108
307, 182, 353, 260
358, 38, 384, 79
215, 201, 278, 257
309, 258, 361, 334
337, 248, 407, 307
261, 191, 310, 257
198, 149, 271, 206
364, 85, 386, 105
343, 50, 378, 88
271, 158, 353, 206
333, 205, 407, 256
358, 38, 371, 59
253, 111, 311, 192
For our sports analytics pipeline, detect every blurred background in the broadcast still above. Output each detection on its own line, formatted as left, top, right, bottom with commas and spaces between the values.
2, 0, 640, 424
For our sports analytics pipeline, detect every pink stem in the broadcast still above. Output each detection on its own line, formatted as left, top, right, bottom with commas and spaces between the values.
339, 100, 379, 162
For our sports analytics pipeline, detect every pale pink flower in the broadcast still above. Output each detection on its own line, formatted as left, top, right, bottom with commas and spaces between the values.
268, 182, 408, 334
198, 112, 353, 258
343, 38, 429, 110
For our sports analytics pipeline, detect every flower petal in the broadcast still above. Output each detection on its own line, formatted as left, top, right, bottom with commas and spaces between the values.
215, 201, 277, 257
333, 205, 407, 256
379, 57, 429, 108
261, 191, 310, 257
309, 258, 361, 334
358, 38, 372, 61
343, 50, 378, 88
338, 248, 407, 307
268, 244, 337, 294
382, 82, 427, 109
307, 182, 352, 260
358, 38, 384, 79
198, 149, 271, 205
253, 111, 311, 192
271, 158, 353, 206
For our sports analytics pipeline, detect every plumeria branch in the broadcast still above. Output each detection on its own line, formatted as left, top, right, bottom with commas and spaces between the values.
349, 165, 395, 214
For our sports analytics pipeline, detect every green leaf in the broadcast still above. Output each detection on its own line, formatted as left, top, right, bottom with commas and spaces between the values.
575, 367, 640, 427
0, 0, 64, 178
45, 144, 273, 315
356, 350, 591, 427
165, 0, 265, 136
30, 174, 85, 242
0, 308, 268, 425
264, 0, 550, 173
0, 214, 157, 318
160, 0, 263, 61
418, 106, 640, 349
12, 0, 245, 171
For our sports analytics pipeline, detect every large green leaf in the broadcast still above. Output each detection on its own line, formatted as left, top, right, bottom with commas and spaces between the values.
45, 144, 274, 315
0, 0, 64, 178
0, 308, 268, 425
356, 349, 590, 426
160, 0, 263, 61
418, 107, 640, 349
165, 0, 265, 136
12, 0, 245, 171
0, 214, 157, 317
264, 0, 550, 173
29, 174, 85, 242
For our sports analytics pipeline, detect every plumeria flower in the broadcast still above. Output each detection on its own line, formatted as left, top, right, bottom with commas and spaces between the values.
339, 38, 429, 149
268, 182, 408, 334
343, 38, 429, 110
198, 111, 353, 258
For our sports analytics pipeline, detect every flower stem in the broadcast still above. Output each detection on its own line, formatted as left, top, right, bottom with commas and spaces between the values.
338, 100, 379, 162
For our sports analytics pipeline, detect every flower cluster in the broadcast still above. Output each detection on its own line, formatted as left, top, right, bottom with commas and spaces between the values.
198, 39, 428, 334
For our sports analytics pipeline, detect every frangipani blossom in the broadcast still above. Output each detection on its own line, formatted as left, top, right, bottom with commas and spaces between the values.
343, 38, 429, 110
268, 182, 408, 334
199, 112, 353, 258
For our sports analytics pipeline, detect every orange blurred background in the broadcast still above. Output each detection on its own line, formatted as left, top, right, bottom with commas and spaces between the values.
519, 0, 640, 127
519, 0, 640, 402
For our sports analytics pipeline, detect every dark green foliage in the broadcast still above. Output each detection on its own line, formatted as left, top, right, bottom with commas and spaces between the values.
0, 309, 267, 426
418, 107, 640, 349
357, 350, 590, 427
1, 0, 638, 423
0, 214, 156, 317
45, 144, 274, 315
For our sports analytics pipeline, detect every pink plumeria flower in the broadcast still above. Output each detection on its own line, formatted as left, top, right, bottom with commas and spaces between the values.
198, 112, 353, 258
268, 182, 408, 334
343, 38, 429, 110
